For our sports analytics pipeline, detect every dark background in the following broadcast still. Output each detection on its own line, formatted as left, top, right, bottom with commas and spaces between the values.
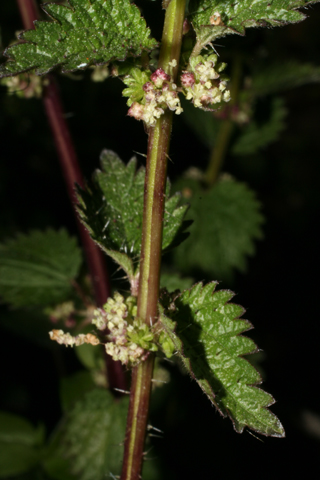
1, 1, 320, 479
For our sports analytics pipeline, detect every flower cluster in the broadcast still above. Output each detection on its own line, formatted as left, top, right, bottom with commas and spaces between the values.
49, 330, 99, 347
93, 292, 158, 366
180, 54, 231, 109
49, 292, 175, 367
1, 72, 48, 99
45, 300, 76, 327
123, 64, 183, 127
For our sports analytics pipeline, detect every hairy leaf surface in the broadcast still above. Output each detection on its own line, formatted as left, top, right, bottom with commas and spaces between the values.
43, 389, 128, 480
159, 282, 285, 436
173, 177, 263, 280
0, 0, 157, 77
77, 150, 189, 278
0, 229, 82, 307
189, 0, 317, 50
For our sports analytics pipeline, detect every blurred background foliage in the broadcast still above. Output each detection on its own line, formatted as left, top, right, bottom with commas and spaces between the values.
1, 1, 320, 479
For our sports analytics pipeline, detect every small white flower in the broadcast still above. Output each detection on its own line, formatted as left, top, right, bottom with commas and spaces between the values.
168, 59, 177, 68
223, 90, 231, 102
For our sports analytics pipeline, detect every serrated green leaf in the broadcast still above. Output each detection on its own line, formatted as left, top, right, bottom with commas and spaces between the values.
232, 97, 287, 155
0, 0, 157, 77
173, 176, 264, 280
251, 61, 320, 97
77, 150, 189, 278
159, 282, 285, 437
43, 389, 128, 480
189, 0, 318, 50
0, 229, 82, 308
0, 412, 44, 478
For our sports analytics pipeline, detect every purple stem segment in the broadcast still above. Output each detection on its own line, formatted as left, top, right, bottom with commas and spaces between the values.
16, 0, 126, 392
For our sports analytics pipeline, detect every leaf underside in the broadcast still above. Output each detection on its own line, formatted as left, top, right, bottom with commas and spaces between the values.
0, 229, 82, 307
77, 150, 189, 277
189, 0, 318, 48
159, 282, 284, 437
0, 0, 157, 77
173, 176, 264, 280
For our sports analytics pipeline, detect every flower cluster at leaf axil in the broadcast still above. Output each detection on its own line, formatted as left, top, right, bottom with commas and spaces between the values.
123, 63, 182, 127
49, 292, 175, 367
122, 55, 231, 127
181, 54, 231, 109
92, 292, 159, 366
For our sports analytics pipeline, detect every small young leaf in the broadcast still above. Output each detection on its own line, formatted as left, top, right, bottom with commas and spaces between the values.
189, 0, 318, 50
0, 411, 44, 478
173, 176, 264, 280
0, 229, 82, 307
232, 97, 287, 155
43, 389, 128, 480
159, 283, 285, 437
77, 150, 189, 279
0, 0, 157, 77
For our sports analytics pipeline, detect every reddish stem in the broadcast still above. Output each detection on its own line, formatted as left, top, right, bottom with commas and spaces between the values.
16, 0, 39, 30
16, 0, 126, 392
42, 78, 111, 306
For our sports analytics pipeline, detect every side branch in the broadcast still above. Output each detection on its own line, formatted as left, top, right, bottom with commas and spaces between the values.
16, 0, 126, 392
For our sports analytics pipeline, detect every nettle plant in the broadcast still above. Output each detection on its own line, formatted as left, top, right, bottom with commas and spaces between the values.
1, 0, 320, 479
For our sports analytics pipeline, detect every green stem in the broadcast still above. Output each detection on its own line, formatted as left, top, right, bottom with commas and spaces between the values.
120, 0, 186, 478
204, 119, 233, 186
204, 55, 242, 186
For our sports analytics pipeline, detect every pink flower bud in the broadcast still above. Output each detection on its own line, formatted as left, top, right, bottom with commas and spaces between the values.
183, 18, 190, 35
151, 68, 171, 87
200, 94, 212, 105
143, 82, 153, 92
180, 72, 195, 88
128, 102, 144, 120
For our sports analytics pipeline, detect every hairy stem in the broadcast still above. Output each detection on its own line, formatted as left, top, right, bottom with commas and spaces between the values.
120, 0, 187, 478
16, 0, 126, 393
